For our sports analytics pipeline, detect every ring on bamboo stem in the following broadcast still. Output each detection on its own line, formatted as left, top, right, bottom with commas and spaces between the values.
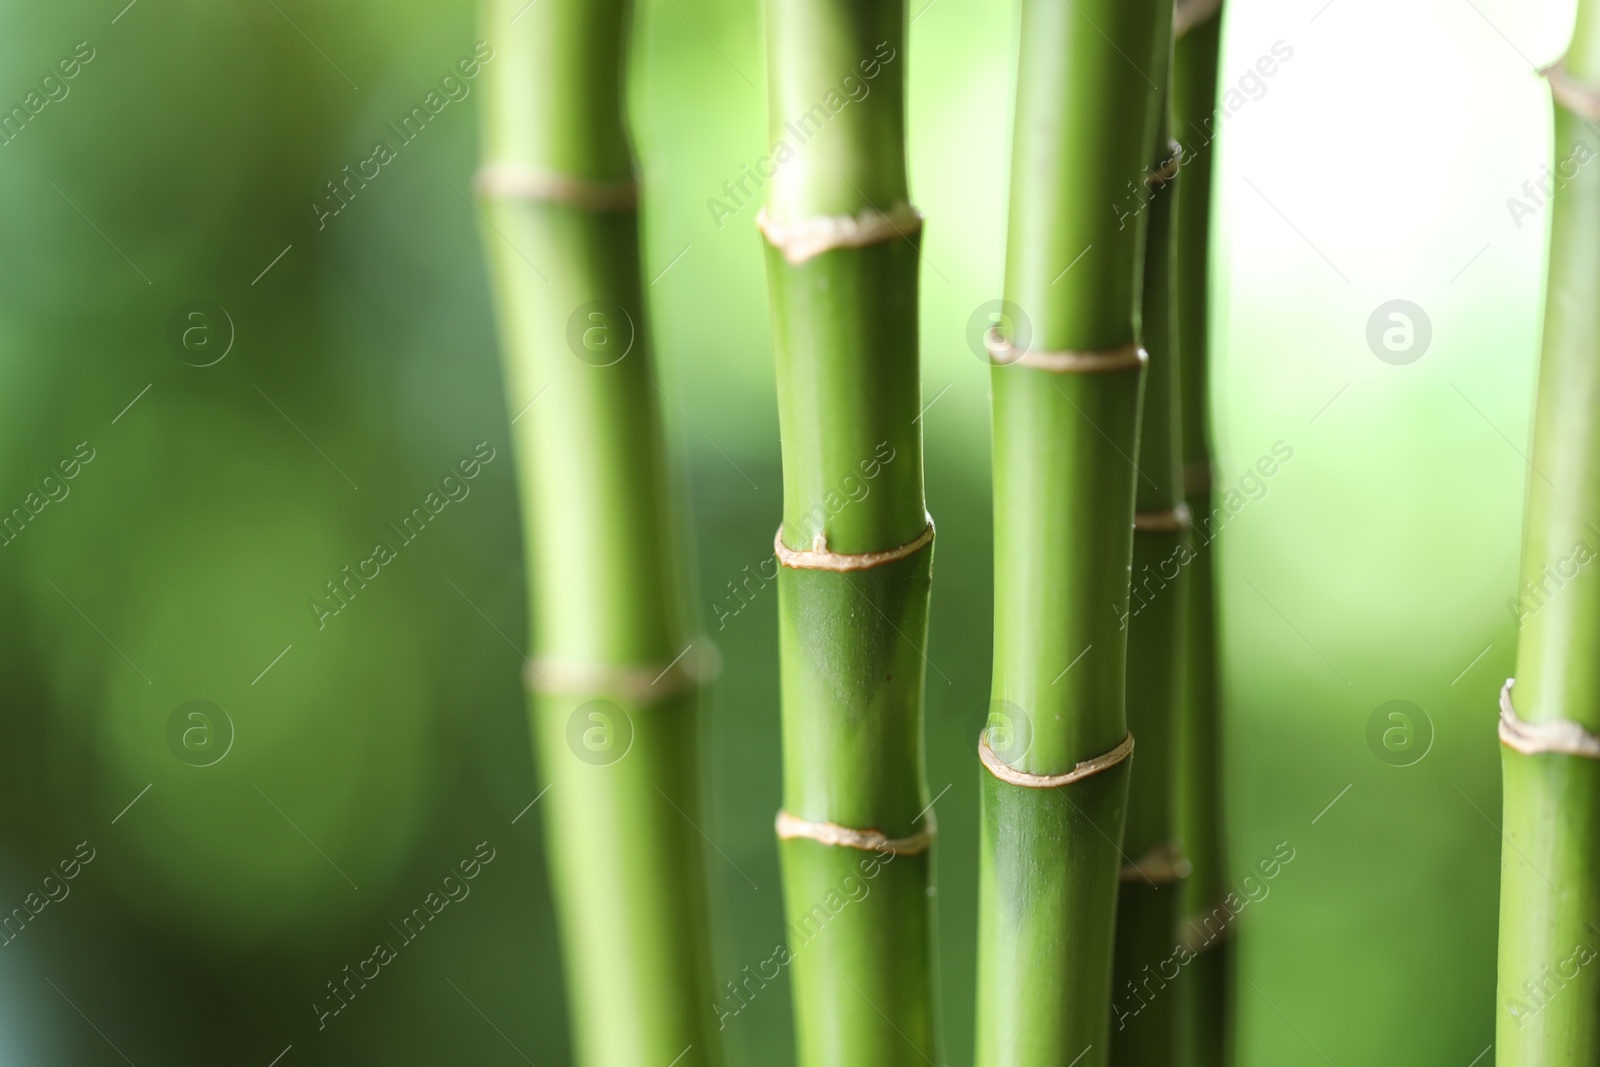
1174, 0, 1223, 39
474, 162, 639, 211
1119, 840, 1193, 885
775, 810, 935, 856
1146, 141, 1183, 188
756, 201, 924, 265
1542, 59, 1600, 122
984, 335, 1148, 374
524, 642, 720, 703
1498, 678, 1600, 758
774, 514, 934, 572
1134, 503, 1192, 533
978, 731, 1134, 788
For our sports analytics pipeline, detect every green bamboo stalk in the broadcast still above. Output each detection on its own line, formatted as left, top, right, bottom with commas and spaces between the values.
1496, 5, 1600, 1061
477, 3, 723, 1065
758, 3, 939, 1066
974, 0, 1166, 1062
1169, 4, 1232, 1066
1111, 29, 1188, 1065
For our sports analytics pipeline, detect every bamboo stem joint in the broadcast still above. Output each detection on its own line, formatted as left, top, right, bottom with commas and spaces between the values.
1543, 59, 1600, 120
524, 643, 721, 702
978, 732, 1135, 788
774, 515, 935, 571
1498, 678, 1600, 758
756, 202, 924, 265
985, 337, 1149, 374
1133, 503, 1192, 532
775, 810, 935, 855
475, 161, 640, 211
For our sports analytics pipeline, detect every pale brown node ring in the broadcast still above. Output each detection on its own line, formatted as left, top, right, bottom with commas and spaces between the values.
1499, 678, 1600, 759
475, 161, 639, 211
774, 810, 935, 856
757, 201, 924, 265
774, 513, 935, 573
978, 731, 1135, 788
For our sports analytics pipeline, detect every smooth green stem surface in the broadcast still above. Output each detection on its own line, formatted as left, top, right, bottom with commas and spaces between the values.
1496, 27, 1600, 1062
762, 3, 939, 1065
977, 0, 1165, 1063
1170, 11, 1232, 1067
480, 2, 721, 1064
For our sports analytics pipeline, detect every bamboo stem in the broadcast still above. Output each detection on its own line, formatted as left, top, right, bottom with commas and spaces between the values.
478, 2, 722, 1064
759, 3, 939, 1065
1112, 22, 1187, 1063
975, 0, 1166, 1061
1170, 4, 1232, 1066
1496, 4, 1600, 1060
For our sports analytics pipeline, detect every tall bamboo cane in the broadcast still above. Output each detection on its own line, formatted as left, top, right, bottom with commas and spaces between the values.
1169, 3, 1231, 1066
1111, 27, 1188, 1065
1496, 5, 1600, 1061
477, 3, 723, 1065
758, 4, 939, 1066
974, 0, 1166, 1062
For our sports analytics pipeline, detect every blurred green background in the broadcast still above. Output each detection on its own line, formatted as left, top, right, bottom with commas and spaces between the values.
0, 0, 1576, 1062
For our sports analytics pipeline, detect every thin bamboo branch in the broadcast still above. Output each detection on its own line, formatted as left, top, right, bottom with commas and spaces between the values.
1170, 3, 1232, 1065
478, 2, 723, 1064
1111, 23, 1188, 1064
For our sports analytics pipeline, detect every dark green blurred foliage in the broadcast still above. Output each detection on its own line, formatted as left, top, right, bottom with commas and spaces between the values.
0, 1, 563, 1061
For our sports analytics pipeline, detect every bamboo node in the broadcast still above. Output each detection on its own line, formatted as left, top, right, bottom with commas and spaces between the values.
774, 513, 934, 573
756, 201, 923, 264
1146, 141, 1183, 188
1543, 59, 1600, 122
1120, 840, 1193, 885
1134, 503, 1192, 533
1498, 678, 1600, 758
978, 731, 1134, 789
524, 642, 720, 703
1174, 0, 1223, 40
985, 335, 1148, 374
775, 809, 935, 856
474, 162, 639, 211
